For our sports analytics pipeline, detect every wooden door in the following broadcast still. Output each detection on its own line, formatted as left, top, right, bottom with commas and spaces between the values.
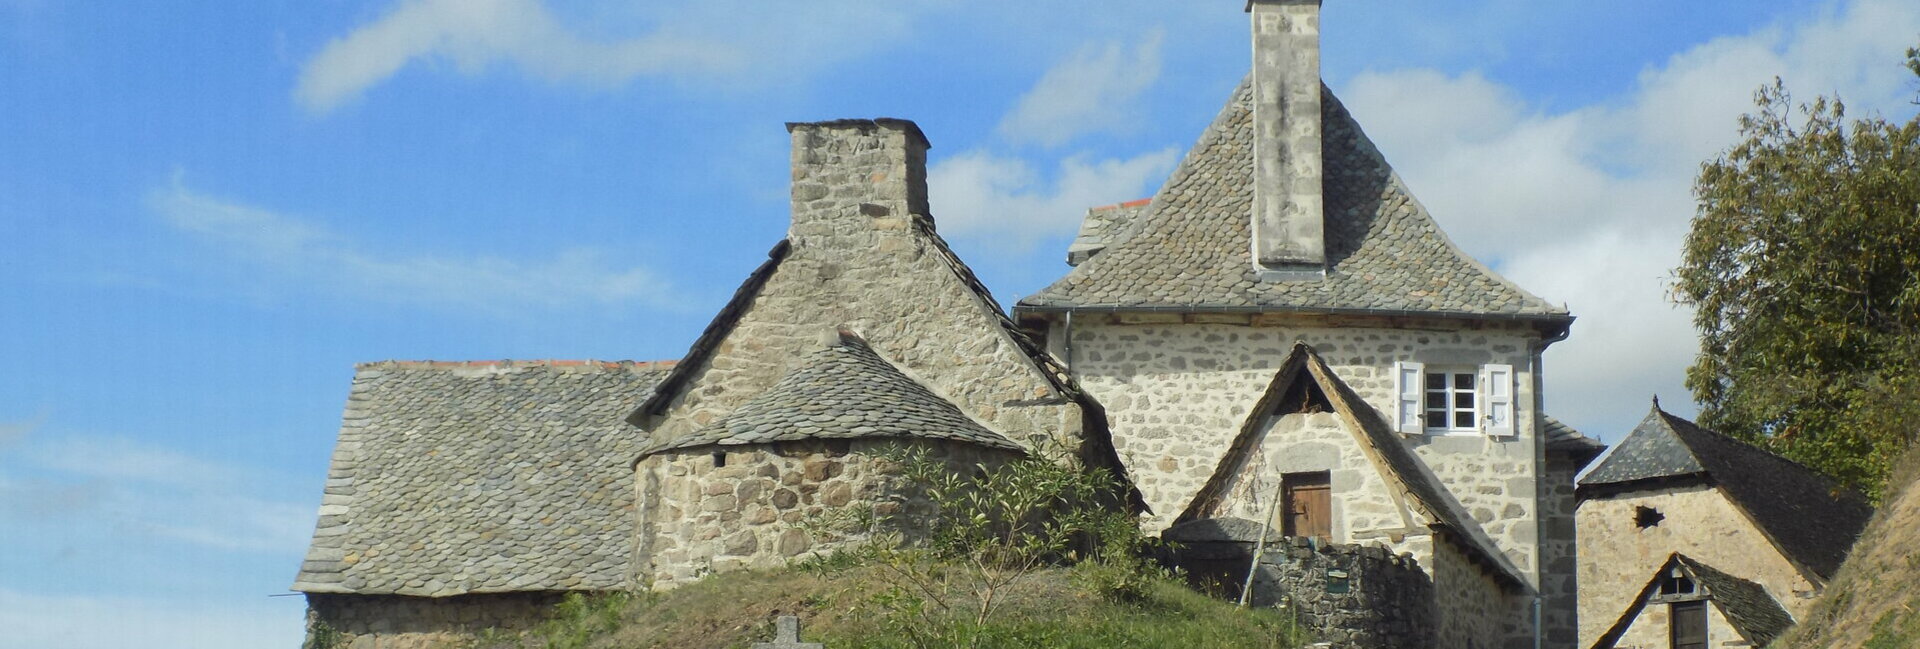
1670, 601, 1707, 649
1281, 472, 1331, 541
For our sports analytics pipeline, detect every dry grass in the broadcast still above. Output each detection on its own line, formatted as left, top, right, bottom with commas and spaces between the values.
1773, 443, 1920, 648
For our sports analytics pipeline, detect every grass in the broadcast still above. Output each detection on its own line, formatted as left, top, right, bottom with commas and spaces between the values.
1773, 442, 1920, 648
462, 564, 1311, 649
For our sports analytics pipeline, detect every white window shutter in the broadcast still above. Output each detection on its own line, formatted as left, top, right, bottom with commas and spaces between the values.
1483, 363, 1515, 436
1395, 361, 1425, 434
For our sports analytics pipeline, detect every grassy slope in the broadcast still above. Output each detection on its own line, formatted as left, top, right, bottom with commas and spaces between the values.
1774, 445, 1920, 648
487, 565, 1311, 649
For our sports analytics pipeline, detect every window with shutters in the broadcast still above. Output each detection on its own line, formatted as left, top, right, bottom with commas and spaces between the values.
1393, 361, 1515, 436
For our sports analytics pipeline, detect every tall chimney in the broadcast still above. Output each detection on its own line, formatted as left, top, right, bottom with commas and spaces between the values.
785, 119, 931, 249
1247, 0, 1325, 272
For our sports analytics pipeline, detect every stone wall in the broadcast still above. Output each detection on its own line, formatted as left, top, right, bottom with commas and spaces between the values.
1608, 597, 1746, 649
1211, 411, 1430, 564
648, 119, 1085, 458
1162, 521, 1436, 649
1430, 534, 1531, 649
635, 438, 1018, 589
1063, 318, 1542, 576
1576, 484, 1818, 647
304, 592, 566, 649
1537, 451, 1583, 647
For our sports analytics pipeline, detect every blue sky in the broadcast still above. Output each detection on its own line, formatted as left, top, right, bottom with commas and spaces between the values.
3, 1, 1917, 646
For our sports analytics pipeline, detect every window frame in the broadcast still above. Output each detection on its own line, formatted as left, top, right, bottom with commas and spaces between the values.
1422, 368, 1481, 434
1392, 360, 1517, 437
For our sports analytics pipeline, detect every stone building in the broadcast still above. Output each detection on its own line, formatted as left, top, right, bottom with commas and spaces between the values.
1575, 403, 1873, 648
1587, 553, 1794, 649
291, 360, 673, 648
1010, 1, 1601, 647
292, 2, 1603, 647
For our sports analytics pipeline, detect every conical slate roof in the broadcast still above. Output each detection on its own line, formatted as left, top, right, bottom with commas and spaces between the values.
1580, 404, 1874, 579
639, 331, 1024, 457
1019, 78, 1566, 321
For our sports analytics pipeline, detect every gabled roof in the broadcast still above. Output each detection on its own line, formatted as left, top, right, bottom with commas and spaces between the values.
639, 331, 1023, 457
1590, 553, 1795, 649
1018, 77, 1568, 323
1543, 415, 1607, 466
1176, 342, 1530, 592
1579, 403, 1874, 580
292, 360, 673, 596
625, 219, 1144, 511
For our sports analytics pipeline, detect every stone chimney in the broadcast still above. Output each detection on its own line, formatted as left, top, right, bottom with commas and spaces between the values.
1247, 0, 1325, 273
785, 119, 932, 249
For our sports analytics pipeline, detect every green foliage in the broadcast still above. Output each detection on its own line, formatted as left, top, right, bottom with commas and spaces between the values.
302, 620, 342, 649
463, 592, 632, 649
803, 441, 1167, 648
1677, 48, 1920, 498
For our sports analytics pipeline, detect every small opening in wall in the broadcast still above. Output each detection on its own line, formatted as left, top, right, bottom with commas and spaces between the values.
1658, 566, 1696, 595
1634, 505, 1664, 529
713, 452, 727, 468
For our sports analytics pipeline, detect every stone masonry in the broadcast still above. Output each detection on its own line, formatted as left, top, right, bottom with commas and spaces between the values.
306, 592, 567, 649
1577, 484, 1818, 645
641, 120, 1088, 459
1162, 521, 1437, 649
635, 438, 1018, 589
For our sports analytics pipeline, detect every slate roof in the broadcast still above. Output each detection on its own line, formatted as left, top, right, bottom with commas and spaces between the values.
1590, 553, 1795, 649
1066, 199, 1152, 266
626, 218, 1145, 510
1579, 404, 1874, 580
1543, 415, 1605, 455
1176, 342, 1531, 592
1018, 77, 1568, 323
640, 331, 1024, 456
292, 361, 672, 597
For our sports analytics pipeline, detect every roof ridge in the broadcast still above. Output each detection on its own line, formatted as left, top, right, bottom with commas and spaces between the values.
361, 359, 678, 370
1654, 407, 1847, 486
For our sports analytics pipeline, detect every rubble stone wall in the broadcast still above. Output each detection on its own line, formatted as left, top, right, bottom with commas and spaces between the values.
636, 438, 1018, 589
1212, 411, 1431, 564
304, 592, 566, 649
1538, 452, 1584, 647
1065, 318, 1542, 577
1165, 533, 1437, 649
1430, 535, 1531, 649
1576, 484, 1818, 647
647, 120, 1084, 458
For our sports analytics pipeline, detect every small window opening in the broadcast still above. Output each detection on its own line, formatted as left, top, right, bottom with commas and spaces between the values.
712, 452, 727, 468
1634, 505, 1665, 529
1658, 566, 1696, 596
1423, 371, 1478, 430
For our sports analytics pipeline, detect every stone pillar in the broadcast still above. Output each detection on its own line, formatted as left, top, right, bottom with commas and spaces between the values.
1248, 0, 1325, 271
784, 119, 932, 252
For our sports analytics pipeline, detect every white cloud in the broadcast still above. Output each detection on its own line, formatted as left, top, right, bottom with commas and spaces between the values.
1336, 0, 1920, 439
296, 0, 947, 113
296, 0, 740, 113
998, 30, 1166, 147
928, 147, 1178, 246
2, 433, 314, 554
0, 587, 303, 649
151, 175, 677, 313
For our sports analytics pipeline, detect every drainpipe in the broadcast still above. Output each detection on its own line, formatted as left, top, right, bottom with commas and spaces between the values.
1533, 594, 1543, 649
1063, 309, 1075, 368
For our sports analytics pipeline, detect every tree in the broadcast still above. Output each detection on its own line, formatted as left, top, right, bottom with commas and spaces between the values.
1675, 46, 1920, 499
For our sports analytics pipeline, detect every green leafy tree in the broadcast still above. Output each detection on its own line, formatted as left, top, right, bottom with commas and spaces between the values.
1676, 46, 1920, 498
